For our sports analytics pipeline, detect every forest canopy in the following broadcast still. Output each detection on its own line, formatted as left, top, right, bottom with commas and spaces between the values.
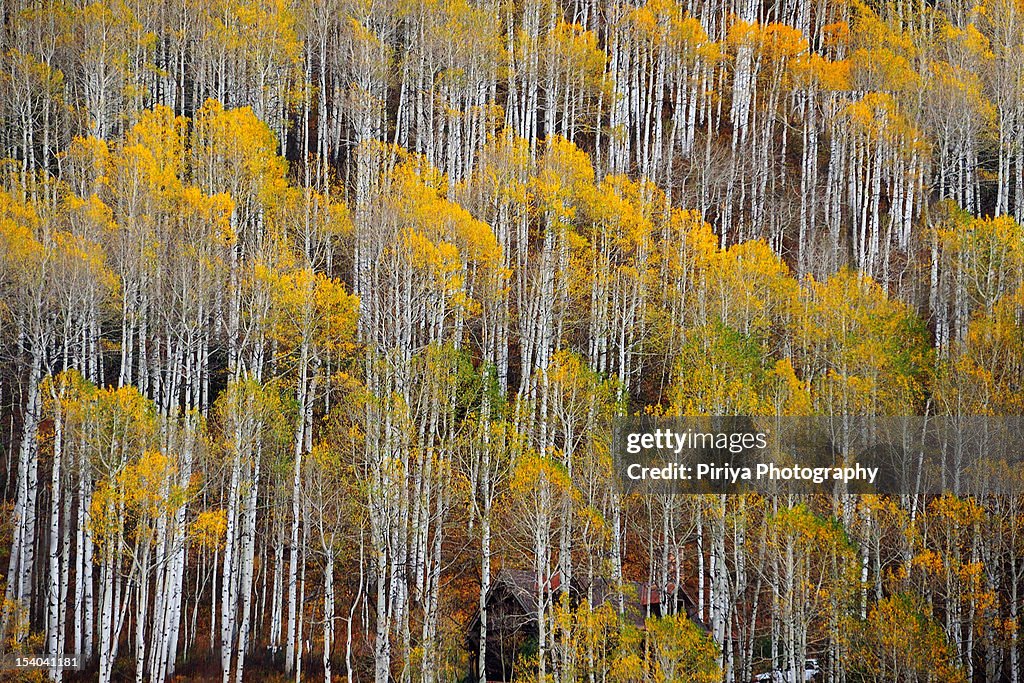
1, 0, 1024, 681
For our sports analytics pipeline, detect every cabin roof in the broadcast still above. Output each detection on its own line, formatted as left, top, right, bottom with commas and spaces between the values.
478, 568, 703, 629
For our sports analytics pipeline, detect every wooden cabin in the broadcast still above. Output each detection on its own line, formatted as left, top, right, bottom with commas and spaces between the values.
466, 569, 705, 682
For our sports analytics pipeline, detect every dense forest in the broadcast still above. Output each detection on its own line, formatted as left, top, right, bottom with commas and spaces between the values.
1, 0, 1023, 680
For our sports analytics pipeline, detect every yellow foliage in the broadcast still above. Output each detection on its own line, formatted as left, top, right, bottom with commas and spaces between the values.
671, 15, 718, 62
0, 190, 44, 287
61, 136, 110, 195
387, 158, 504, 313
192, 98, 286, 195
533, 136, 595, 226
645, 613, 721, 683
840, 92, 922, 151
848, 4, 920, 92
791, 53, 851, 90
190, 509, 228, 550
821, 20, 851, 49
260, 262, 360, 356
794, 268, 930, 414
510, 450, 572, 498
546, 21, 607, 91
853, 594, 967, 682
762, 22, 808, 60
934, 212, 1024, 313
671, 323, 773, 416
123, 106, 188, 187
90, 446, 185, 550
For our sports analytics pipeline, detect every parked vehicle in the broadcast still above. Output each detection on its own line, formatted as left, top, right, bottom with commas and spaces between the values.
753, 658, 820, 682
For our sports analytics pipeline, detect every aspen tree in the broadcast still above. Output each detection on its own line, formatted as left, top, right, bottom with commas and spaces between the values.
977, 0, 1024, 222
260, 262, 358, 676
506, 448, 576, 683
212, 379, 290, 683
0, 189, 54, 640
853, 594, 968, 682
